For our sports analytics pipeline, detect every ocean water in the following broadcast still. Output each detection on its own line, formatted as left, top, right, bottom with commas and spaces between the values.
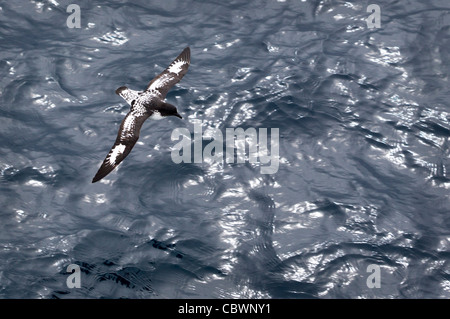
0, 0, 449, 299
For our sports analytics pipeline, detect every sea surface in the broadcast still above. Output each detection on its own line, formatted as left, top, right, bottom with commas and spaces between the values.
0, 0, 449, 299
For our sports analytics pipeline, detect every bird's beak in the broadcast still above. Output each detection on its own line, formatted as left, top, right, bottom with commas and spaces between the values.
175, 113, 182, 119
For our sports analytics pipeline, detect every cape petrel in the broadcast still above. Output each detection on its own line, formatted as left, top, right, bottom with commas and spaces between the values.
92, 47, 190, 183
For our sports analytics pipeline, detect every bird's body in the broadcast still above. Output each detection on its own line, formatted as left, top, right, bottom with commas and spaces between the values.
92, 47, 190, 183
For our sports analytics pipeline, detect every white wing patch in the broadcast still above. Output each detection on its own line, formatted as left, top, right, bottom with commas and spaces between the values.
109, 144, 126, 165
121, 115, 136, 138
149, 76, 172, 92
168, 60, 186, 75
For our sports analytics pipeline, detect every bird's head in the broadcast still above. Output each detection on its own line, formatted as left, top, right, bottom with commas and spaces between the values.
160, 102, 182, 119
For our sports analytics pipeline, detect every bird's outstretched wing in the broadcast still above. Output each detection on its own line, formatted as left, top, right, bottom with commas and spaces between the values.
146, 47, 190, 99
92, 111, 150, 183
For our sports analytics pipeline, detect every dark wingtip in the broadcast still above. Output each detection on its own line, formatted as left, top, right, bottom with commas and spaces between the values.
92, 174, 101, 183
180, 47, 190, 63
92, 166, 111, 183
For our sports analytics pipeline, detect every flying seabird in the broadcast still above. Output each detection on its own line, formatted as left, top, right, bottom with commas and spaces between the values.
92, 47, 190, 183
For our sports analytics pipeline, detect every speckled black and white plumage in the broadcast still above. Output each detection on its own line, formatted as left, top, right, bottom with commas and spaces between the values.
92, 47, 190, 183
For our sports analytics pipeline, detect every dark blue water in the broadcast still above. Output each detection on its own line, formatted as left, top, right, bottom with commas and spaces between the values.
0, 0, 449, 298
